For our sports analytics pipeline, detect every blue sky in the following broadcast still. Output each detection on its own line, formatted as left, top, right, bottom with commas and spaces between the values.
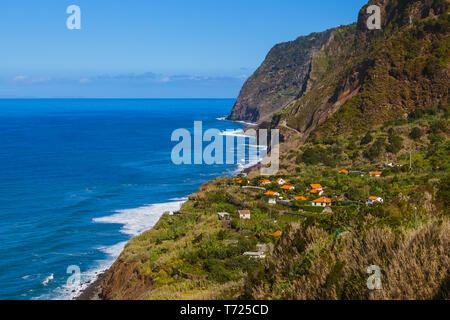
0, 0, 367, 98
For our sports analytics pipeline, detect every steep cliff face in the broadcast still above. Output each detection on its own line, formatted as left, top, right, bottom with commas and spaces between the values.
230, 0, 449, 140
228, 29, 335, 123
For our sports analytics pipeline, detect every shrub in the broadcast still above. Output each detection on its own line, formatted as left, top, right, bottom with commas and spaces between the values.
409, 127, 423, 140
360, 132, 373, 145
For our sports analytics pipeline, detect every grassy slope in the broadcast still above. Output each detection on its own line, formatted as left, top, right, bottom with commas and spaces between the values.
100, 0, 449, 300
101, 109, 449, 300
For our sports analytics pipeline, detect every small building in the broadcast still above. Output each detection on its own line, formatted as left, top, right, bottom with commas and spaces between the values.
257, 243, 274, 254
366, 196, 384, 205
310, 197, 332, 207
276, 178, 290, 185
264, 191, 280, 197
309, 188, 324, 196
281, 185, 295, 191
339, 169, 349, 174
243, 252, 266, 259
264, 197, 276, 205
369, 171, 383, 177
259, 179, 271, 185
238, 210, 251, 220
292, 196, 307, 201
217, 212, 231, 221
309, 184, 323, 190
272, 230, 282, 237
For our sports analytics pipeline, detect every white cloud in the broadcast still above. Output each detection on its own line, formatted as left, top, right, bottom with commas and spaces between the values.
13, 75, 29, 82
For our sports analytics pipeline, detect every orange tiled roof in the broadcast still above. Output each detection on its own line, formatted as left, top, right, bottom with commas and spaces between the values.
294, 196, 307, 201
339, 169, 349, 174
265, 191, 278, 196
259, 179, 271, 184
281, 185, 295, 190
310, 184, 323, 189
272, 230, 282, 237
312, 197, 332, 203
369, 196, 381, 200
369, 171, 383, 175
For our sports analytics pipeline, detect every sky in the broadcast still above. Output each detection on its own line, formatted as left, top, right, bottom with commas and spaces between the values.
0, 0, 368, 98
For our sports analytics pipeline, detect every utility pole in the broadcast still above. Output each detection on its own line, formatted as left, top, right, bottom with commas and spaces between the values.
409, 150, 412, 171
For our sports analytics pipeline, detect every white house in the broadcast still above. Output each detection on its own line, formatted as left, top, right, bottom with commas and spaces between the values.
369, 171, 383, 177
264, 198, 276, 205
366, 196, 384, 205
310, 197, 332, 207
276, 178, 290, 185
217, 212, 231, 220
243, 252, 266, 259
238, 210, 251, 220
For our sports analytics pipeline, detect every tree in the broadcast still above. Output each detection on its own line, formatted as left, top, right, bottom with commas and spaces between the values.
409, 127, 423, 140
360, 132, 373, 145
386, 129, 403, 153
301, 148, 322, 165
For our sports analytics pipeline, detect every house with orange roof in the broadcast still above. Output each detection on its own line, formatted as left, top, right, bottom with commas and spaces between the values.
238, 210, 251, 220
276, 178, 290, 185
281, 185, 295, 191
310, 197, 332, 207
272, 230, 282, 237
308, 184, 324, 196
232, 177, 243, 184
366, 196, 384, 205
259, 179, 271, 185
264, 191, 280, 197
369, 171, 383, 177
339, 169, 349, 174
292, 196, 307, 201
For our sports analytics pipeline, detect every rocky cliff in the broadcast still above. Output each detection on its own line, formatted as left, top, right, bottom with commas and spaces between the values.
230, 0, 449, 141
227, 29, 335, 123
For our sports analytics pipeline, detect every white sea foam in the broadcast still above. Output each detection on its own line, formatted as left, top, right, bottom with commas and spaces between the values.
216, 117, 256, 127
42, 274, 53, 286
52, 199, 186, 300
93, 201, 184, 236
220, 129, 248, 138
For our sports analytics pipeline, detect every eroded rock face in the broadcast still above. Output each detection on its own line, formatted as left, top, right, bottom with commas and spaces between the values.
228, 29, 335, 123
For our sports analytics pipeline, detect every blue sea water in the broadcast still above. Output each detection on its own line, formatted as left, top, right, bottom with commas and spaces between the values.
0, 99, 254, 300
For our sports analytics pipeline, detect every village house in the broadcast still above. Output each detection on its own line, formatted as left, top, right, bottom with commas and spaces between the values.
310, 197, 332, 207
276, 178, 290, 185
272, 230, 282, 237
281, 185, 295, 191
243, 252, 266, 259
265, 198, 276, 205
369, 171, 383, 177
384, 162, 402, 168
292, 196, 307, 201
238, 210, 251, 220
259, 179, 271, 185
339, 169, 349, 174
366, 196, 384, 205
308, 184, 324, 196
217, 212, 231, 221
264, 191, 280, 197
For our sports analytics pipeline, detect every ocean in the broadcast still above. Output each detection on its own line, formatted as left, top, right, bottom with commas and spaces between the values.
0, 99, 259, 300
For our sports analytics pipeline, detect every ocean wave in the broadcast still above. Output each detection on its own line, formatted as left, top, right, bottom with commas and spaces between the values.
93, 200, 185, 236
